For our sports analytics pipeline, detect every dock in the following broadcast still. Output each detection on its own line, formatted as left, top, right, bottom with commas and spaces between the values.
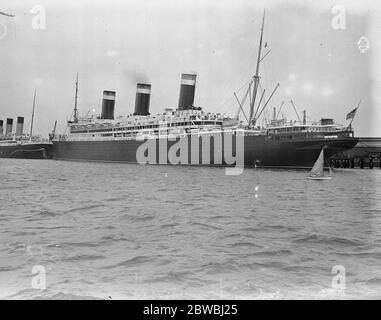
330, 137, 381, 169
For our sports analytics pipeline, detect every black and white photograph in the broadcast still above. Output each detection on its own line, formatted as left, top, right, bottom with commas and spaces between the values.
0, 0, 380, 308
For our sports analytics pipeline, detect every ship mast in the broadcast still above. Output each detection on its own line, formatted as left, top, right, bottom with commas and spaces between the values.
29, 89, 36, 140
249, 9, 265, 127
73, 72, 79, 123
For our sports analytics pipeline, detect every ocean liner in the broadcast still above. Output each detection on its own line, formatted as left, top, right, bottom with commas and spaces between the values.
0, 91, 52, 159
52, 12, 358, 168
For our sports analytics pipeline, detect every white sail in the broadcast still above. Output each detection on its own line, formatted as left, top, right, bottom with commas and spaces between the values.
309, 148, 324, 177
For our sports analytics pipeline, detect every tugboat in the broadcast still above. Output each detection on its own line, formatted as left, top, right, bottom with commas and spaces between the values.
0, 90, 52, 159
52, 11, 358, 168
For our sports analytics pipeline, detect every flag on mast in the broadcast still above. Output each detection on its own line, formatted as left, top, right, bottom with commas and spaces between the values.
346, 107, 358, 120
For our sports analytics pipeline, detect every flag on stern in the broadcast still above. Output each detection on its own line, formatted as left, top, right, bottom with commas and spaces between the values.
346, 107, 358, 120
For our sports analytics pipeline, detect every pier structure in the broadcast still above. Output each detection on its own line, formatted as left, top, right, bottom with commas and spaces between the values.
330, 137, 381, 169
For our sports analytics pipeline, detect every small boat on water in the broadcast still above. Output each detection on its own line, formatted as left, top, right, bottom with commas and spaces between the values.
307, 147, 332, 180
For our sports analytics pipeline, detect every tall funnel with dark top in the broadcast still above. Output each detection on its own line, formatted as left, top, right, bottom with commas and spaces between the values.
0, 120, 3, 136
101, 91, 116, 120
178, 73, 197, 110
16, 116, 24, 137
6, 118, 13, 136
134, 83, 151, 116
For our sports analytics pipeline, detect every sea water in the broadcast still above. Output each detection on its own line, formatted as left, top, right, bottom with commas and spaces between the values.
0, 159, 380, 299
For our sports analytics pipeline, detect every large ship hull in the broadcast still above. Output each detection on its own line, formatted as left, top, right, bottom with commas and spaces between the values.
52, 135, 358, 168
0, 143, 53, 159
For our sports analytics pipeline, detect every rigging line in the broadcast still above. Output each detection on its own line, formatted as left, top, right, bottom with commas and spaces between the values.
213, 95, 234, 115
234, 30, 265, 77
290, 100, 302, 123
212, 44, 258, 112
220, 104, 232, 118
236, 83, 254, 121
249, 82, 252, 109
212, 22, 264, 115
234, 93, 249, 124
212, 78, 252, 113
253, 87, 265, 122
256, 83, 280, 121
259, 81, 266, 104
238, 85, 251, 117
213, 84, 243, 113
226, 31, 264, 118
259, 49, 271, 62
261, 85, 269, 123
214, 51, 255, 103
255, 81, 268, 121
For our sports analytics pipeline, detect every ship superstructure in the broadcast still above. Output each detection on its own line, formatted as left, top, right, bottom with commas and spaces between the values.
53, 11, 358, 168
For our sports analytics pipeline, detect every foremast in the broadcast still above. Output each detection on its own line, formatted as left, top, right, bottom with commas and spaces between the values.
73, 73, 79, 123
29, 89, 36, 141
234, 10, 279, 129
249, 9, 265, 127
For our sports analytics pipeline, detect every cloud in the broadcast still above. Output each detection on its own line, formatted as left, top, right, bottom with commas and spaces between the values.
283, 87, 293, 96
106, 50, 119, 58
33, 77, 43, 86
321, 87, 334, 96
288, 73, 297, 81
301, 83, 313, 95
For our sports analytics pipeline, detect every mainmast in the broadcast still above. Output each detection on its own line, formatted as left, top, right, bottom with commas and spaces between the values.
29, 89, 36, 140
249, 9, 265, 127
73, 73, 79, 123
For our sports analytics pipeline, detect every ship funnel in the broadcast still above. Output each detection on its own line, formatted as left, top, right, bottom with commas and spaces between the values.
178, 73, 197, 110
134, 83, 151, 116
16, 116, 24, 137
101, 90, 116, 120
5, 118, 13, 136
0, 120, 3, 136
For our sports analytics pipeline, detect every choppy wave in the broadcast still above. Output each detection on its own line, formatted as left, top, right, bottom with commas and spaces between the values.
293, 234, 365, 246
1, 159, 381, 299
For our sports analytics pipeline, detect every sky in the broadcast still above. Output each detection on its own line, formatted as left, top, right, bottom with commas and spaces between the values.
0, 0, 380, 137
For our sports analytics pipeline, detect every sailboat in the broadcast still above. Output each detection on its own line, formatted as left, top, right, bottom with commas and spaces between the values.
307, 147, 332, 180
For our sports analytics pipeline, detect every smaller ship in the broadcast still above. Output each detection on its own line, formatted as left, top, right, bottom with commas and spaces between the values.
307, 147, 332, 180
0, 90, 52, 159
